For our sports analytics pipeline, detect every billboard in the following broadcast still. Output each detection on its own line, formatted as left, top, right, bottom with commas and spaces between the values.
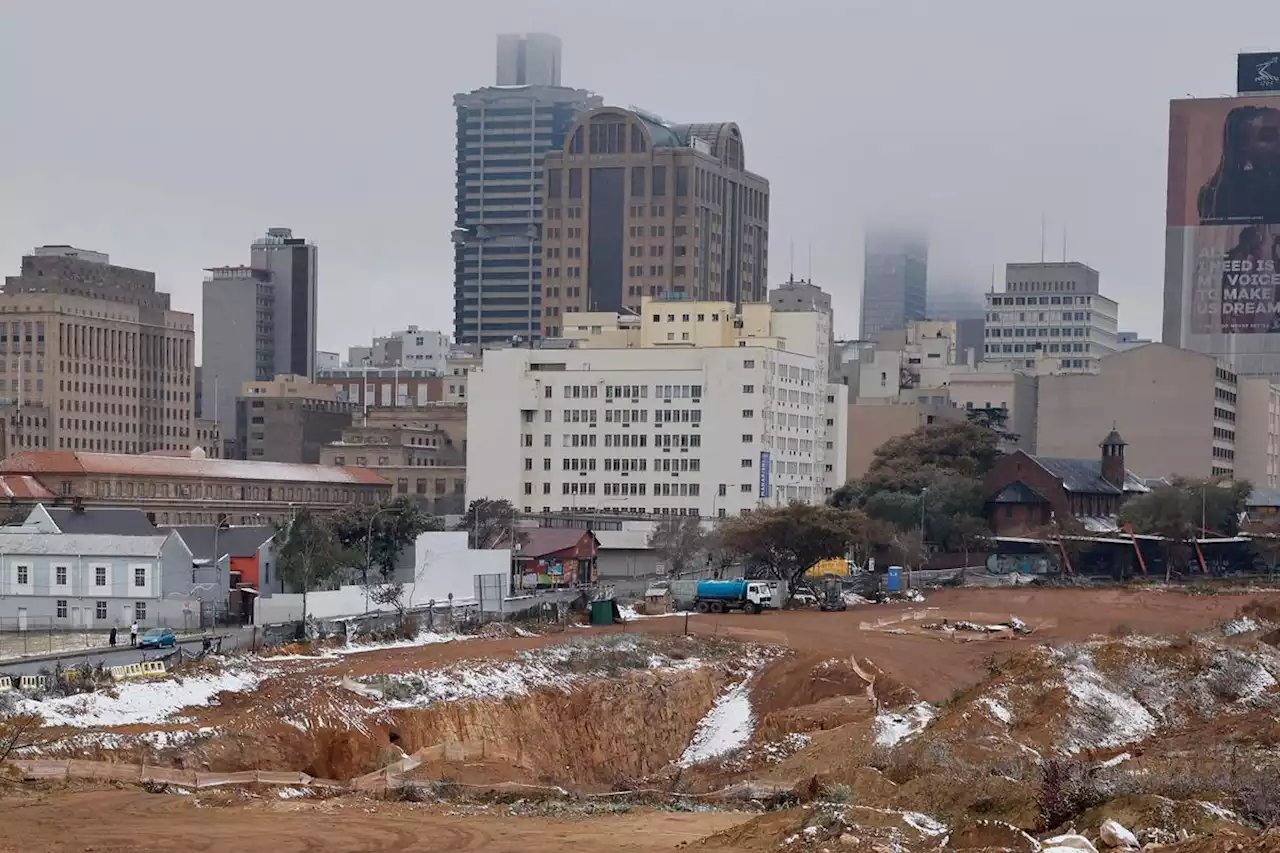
758, 451, 771, 499
1238, 53, 1280, 95
1166, 97, 1280, 341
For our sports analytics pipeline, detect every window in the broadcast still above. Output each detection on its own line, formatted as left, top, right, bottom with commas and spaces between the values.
135, 602, 147, 621
95, 566, 106, 586
56, 600, 67, 619
134, 567, 146, 587
16, 565, 28, 585
743, 359, 755, 369
741, 434, 754, 443
742, 385, 754, 393
568, 168, 582, 198
55, 566, 67, 586
630, 165, 646, 197
96, 601, 107, 620
742, 409, 754, 418
741, 458, 753, 468
741, 484, 752, 493
651, 165, 667, 196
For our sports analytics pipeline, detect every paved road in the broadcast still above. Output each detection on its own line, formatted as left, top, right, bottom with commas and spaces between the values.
0, 628, 255, 677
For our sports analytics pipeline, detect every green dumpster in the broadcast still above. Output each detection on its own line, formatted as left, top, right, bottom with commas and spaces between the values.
590, 599, 615, 625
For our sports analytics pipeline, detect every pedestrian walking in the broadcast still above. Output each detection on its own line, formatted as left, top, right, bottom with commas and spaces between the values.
108, 626, 117, 648
130, 621, 138, 647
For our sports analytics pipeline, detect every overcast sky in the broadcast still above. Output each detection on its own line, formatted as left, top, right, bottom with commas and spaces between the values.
0, 0, 1270, 352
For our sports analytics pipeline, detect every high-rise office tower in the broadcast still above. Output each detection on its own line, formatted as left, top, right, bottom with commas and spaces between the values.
496, 33, 562, 87
538, 107, 770, 335
453, 36, 601, 347
860, 228, 928, 339
202, 227, 318, 442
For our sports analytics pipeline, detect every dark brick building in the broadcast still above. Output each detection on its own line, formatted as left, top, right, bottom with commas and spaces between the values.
983, 429, 1150, 536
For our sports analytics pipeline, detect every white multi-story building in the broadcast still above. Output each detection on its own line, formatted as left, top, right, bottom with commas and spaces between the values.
467, 296, 847, 517
983, 262, 1119, 373
346, 326, 450, 372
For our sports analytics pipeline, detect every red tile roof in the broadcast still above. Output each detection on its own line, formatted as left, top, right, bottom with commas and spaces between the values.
0, 451, 390, 487
0, 475, 55, 500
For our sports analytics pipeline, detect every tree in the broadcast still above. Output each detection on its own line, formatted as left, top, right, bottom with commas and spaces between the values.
648, 516, 707, 577
0, 711, 48, 764
948, 513, 992, 569
1119, 486, 1198, 581
1172, 476, 1251, 537
863, 422, 1002, 492
1245, 514, 1280, 581
332, 497, 442, 583
717, 503, 870, 605
966, 406, 1021, 445
456, 498, 516, 549
277, 510, 354, 625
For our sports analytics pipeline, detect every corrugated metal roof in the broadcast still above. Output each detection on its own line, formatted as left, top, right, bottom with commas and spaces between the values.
163, 525, 274, 561
45, 506, 157, 536
594, 530, 651, 551
0, 475, 55, 500
512, 528, 597, 557
0, 451, 389, 486
0, 531, 173, 557
1032, 457, 1149, 495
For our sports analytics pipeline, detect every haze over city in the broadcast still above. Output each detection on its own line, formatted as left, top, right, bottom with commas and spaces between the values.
2, 0, 1271, 349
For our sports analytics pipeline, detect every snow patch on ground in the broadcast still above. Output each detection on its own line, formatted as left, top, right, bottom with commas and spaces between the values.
980, 696, 1013, 724
873, 702, 936, 748
1059, 652, 1157, 754
1199, 801, 1239, 821
903, 811, 948, 836
679, 680, 756, 767
17, 670, 260, 728
1222, 617, 1262, 637
618, 604, 693, 621
278, 787, 313, 799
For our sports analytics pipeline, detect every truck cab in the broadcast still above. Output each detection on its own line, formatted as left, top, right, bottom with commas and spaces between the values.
746, 582, 772, 609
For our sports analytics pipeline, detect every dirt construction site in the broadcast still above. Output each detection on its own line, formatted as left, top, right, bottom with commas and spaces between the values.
4, 586, 1280, 853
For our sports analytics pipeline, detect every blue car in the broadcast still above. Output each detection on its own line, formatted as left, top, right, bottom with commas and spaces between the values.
138, 627, 176, 649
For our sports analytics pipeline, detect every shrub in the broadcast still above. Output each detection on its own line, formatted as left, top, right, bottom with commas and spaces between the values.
1206, 653, 1259, 703
1110, 623, 1134, 637
824, 782, 855, 804
1037, 758, 1102, 831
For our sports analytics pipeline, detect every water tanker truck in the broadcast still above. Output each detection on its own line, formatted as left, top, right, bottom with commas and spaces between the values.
694, 579, 772, 614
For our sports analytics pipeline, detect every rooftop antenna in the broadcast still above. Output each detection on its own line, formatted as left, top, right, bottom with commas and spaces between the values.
788, 240, 795, 283
807, 242, 813, 284
1040, 214, 1047, 263
1062, 225, 1068, 262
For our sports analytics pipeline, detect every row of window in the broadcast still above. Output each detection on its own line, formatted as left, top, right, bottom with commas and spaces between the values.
987, 327, 1093, 338
991, 292, 1092, 303
51, 600, 148, 621
14, 565, 148, 588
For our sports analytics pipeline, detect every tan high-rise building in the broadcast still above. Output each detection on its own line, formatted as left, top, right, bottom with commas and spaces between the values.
0, 246, 194, 455
539, 107, 769, 337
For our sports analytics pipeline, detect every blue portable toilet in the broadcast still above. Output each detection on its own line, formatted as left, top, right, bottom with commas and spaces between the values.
886, 566, 903, 592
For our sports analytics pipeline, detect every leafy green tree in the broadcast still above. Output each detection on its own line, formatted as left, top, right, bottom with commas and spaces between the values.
717, 503, 873, 605
1119, 486, 1199, 581
277, 510, 356, 624
1172, 476, 1251, 536
965, 406, 1020, 444
455, 498, 516, 549
648, 515, 707, 578
863, 422, 1002, 493
332, 497, 441, 582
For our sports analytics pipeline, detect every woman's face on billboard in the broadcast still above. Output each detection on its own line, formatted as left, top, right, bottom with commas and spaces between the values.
1243, 109, 1280, 166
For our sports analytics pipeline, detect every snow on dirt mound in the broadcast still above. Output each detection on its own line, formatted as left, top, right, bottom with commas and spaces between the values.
916, 632, 1280, 761
680, 679, 756, 766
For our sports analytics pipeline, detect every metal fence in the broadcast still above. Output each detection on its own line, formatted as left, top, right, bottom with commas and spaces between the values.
0, 618, 114, 659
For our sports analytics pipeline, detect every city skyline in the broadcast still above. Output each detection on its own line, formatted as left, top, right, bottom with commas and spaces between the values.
2, 1, 1272, 354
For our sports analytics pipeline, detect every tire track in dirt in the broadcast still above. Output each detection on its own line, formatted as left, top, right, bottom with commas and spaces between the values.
0, 790, 744, 853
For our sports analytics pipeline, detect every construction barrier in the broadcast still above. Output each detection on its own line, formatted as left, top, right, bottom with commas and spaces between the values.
18, 675, 49, 691
0, 676, 12, 692
109, 662, 163, 682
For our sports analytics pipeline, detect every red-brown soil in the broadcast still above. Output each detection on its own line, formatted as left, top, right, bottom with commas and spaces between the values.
0, 788, 751, 853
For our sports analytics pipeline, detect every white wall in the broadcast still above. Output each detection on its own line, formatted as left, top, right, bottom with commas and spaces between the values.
254, 531, 511, 623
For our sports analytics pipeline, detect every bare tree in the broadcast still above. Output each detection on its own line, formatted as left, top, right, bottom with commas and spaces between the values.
0, 711, 49, 765
648, 516, 707, 577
